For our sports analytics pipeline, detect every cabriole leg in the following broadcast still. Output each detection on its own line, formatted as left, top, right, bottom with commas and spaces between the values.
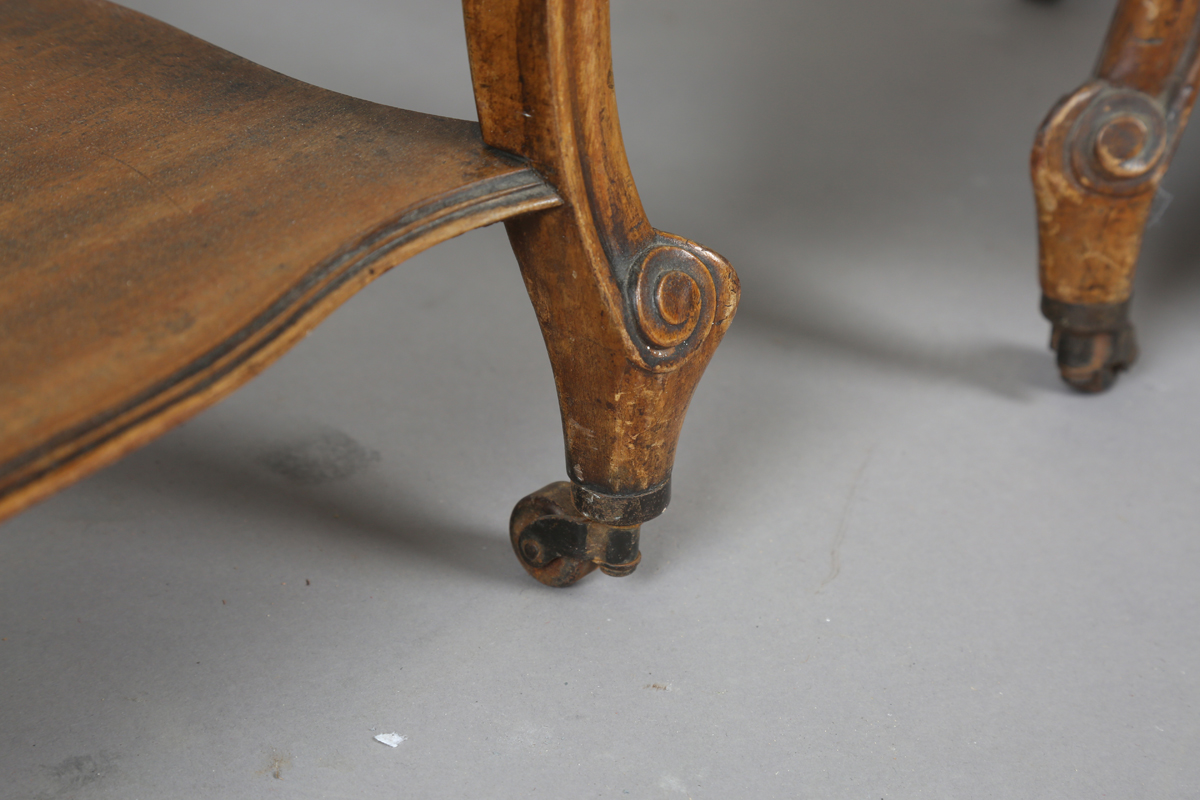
463, 0, 739, 585
1032, 0, 1200, 391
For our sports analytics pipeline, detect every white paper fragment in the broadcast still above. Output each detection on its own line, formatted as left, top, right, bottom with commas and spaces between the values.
374, 732, 405, 748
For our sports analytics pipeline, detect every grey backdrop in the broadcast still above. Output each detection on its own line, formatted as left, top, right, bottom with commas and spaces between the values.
3, 0, 1198, 797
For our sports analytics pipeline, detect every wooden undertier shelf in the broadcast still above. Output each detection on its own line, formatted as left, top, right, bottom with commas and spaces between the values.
0, 0, 562, 520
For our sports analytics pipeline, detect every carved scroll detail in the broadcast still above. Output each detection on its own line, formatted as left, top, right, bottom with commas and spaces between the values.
1067, 87, 1168, 195
625, 234, 721, 365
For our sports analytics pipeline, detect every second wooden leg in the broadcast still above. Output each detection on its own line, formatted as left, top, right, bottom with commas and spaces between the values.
1032, 0, 1200, 391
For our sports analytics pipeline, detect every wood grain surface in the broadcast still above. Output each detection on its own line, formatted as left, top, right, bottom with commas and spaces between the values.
1033, 0, 1200, 306
0, 0, 561, 521
464, 0, 738, 506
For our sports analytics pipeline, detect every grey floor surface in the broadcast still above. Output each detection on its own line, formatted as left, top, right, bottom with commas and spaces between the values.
4, 0, 1199, 797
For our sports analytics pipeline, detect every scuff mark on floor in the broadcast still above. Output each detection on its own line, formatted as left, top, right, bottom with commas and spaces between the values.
817, 446, 874, 593
256, 749, 291, 780
38, 752, 116, 797
258, 428, 379, 484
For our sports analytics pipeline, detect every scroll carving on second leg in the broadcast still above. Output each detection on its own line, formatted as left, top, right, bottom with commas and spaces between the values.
464, 0, 739, 585
1032, 0, 1200, 391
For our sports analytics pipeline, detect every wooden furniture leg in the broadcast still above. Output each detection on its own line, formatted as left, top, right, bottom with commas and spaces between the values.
1032, 0, 1200, 391
464, 0, 739, 586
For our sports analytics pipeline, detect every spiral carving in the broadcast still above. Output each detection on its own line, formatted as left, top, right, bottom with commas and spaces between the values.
629, 242, 716, 359
1070, 88, 1167, 195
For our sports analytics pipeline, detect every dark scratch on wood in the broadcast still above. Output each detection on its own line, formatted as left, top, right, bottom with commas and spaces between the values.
101, 151, 188, 215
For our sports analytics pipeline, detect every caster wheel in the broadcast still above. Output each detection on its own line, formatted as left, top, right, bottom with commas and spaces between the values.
1042, 296, 1138, 393
509, 481, 642, 587
1052, 324, 1138, 393
510, 482, 597, 587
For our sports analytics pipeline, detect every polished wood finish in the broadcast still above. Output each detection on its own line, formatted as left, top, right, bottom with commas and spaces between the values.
1032, 0, 1200, 390
465, 0, 738, 508
1, 0, 738, 584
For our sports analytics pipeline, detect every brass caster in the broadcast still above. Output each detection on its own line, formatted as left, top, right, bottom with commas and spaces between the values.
509, 481, 642, 588
1042, 295, 1138, 393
